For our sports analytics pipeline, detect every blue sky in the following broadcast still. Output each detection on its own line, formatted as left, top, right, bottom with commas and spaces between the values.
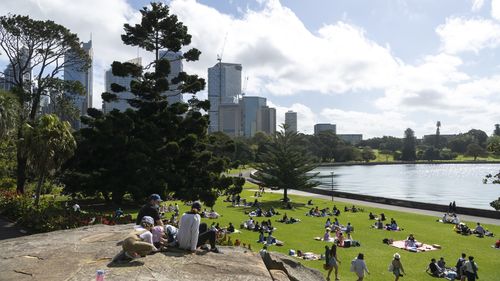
1, 0, 500, 137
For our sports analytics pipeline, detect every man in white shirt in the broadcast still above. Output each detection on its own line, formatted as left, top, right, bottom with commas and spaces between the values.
177, 201, 220, 253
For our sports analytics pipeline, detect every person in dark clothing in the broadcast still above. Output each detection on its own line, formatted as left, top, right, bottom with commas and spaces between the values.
136, 194, 163, 226
452, 201, 457, 213
426, 258, 443, 277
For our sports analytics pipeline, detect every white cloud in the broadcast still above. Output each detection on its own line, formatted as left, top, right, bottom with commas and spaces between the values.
170, 0, 399, 96
436, 17, 500, 54
493, 0, 500, 20
320, 109, 416, 138
471, 0, 485, 11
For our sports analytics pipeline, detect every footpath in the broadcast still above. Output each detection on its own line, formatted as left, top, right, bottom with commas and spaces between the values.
263, 188, 500, 226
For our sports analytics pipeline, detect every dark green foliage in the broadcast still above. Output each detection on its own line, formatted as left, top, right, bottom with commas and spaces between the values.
361, 146, 376, 162
487, 136, 500, 155
467, 129, 488, 148
466, 143, 488, 161
251, 125, 319, 202
63, 2, 234, 205
0, 14, 90, 193
359, 136, 402, 151
401, 128, 417, 161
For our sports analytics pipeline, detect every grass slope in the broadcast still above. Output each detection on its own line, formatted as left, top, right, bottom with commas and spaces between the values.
155, 183, 499, 281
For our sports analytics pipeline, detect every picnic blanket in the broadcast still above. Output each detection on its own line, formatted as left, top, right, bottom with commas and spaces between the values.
290, 252, 321, 260
314, 237, 336, 242
390, 240, 440, 252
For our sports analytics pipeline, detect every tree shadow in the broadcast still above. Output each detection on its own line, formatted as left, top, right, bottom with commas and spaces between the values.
107, 260, 144, 267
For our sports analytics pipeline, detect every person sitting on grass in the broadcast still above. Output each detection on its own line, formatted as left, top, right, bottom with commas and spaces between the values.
308, 199, 313, 205
473, 222, 485, 237
455, 223, 471, 235
324, 228, 331, 241
177, 201, 220, 254
405, 234, 418, 248
368, 212, 375, 220
380, 213, 386, 221
227, 222, 235, 233
333, 218, 340, 227
495, 239, 500, 248
266, 231, 277, 245
437, 257, 446, 269
373, 218, 383, 229
345, 222, 354, 235
426, 258, 444, 277
112, 216, 158, 263
253, 221, 260, 232
325, 218, 332, 228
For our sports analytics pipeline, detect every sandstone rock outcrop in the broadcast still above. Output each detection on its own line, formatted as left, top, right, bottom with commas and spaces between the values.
0, 224, 325, 281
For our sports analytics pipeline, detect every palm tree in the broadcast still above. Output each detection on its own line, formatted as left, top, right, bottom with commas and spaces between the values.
23, 114, 76, 206
251, 124, 319, 202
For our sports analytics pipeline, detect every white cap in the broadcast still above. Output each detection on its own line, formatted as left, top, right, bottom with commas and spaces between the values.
141, 216, 154, 225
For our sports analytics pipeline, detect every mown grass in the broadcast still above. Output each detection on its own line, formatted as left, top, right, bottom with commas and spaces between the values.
140, 182, 499, 281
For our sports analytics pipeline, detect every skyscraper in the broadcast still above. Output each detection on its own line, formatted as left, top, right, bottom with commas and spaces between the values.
102, 57, 142, 113
159, 50, 183, 104
64, 40, 93, 129
1, 48, 31, 92
285, 110, 297, 133
257, 105, 276, 135
241, 96, 267, 137
207, 62, 242, 133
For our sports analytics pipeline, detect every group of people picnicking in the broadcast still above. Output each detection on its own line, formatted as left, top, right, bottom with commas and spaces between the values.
426, 253, 479, 281
112, 194, 222, 263
307, 204, 343, 217
109, 192, 492, 281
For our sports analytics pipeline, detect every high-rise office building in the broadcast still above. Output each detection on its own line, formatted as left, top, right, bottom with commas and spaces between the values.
241, 96, 267, 137
159, 50, 183, 104
219, 103, 242, 137
64, 40, 93, 129
257, 105, 276, 136
314, 123, 336, 135
103, 57, 142, 113
285, 110, 297, 133
1, 48, 31, 92
207, 62, 242, 133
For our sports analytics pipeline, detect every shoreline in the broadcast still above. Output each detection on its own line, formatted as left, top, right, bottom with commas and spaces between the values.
317, 160, 500, 167
260, 188, 500, 226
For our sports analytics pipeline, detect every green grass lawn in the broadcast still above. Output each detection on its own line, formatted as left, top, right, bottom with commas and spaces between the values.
137, 182, 500, 281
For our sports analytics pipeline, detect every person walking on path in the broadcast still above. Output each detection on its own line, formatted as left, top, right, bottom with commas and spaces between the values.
351, 253, 369, 281
463, 256, 478, 281
177, 201, 220, 253
391, 253, 405, 281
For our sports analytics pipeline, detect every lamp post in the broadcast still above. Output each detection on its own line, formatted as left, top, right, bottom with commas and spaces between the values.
330, 171, 334, 202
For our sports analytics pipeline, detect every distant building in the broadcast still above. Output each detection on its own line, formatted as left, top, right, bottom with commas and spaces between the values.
219, 103, 242, 137
241, 96, 267, 137
103, 57, 142, 114
338, 134, 363, 145
257, 105, 276, 136
285, 110, 297, 133
64, 40, 93, 129
159, 50, 183, 105
207, 62, 242, 133
314, 123, 336, 135
1, 48, 31, 92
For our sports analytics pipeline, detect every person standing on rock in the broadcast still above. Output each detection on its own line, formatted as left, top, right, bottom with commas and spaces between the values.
136, 194, 163, 226
177, 201, 220, 253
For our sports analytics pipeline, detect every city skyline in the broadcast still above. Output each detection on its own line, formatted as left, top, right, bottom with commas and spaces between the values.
1, 0, 499, 138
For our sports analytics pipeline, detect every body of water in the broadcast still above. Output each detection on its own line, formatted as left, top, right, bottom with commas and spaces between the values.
314, 164, 500, 210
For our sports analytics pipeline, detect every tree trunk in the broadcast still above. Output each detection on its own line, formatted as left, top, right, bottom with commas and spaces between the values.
34, 173, 45, 207
16, 153, 27, 194
283, 188, 288, 203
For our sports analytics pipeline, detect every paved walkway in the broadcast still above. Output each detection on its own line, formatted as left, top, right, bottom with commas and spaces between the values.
0, 217, 28, 240
263, 188, 500, 226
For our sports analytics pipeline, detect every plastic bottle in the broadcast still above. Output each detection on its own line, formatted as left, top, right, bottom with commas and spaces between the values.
96, 270, 105, 281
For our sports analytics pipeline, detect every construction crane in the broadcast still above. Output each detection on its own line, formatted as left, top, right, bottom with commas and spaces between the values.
240, 76, 249, 100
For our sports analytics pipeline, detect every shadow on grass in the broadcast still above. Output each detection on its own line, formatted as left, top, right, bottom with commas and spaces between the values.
227, 199, 308, 216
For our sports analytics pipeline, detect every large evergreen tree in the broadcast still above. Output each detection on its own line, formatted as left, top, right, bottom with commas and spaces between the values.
63, 2, 233, 206
0, 15, 90, 193
401, 128, 417, 161
251, 125, 319, 202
